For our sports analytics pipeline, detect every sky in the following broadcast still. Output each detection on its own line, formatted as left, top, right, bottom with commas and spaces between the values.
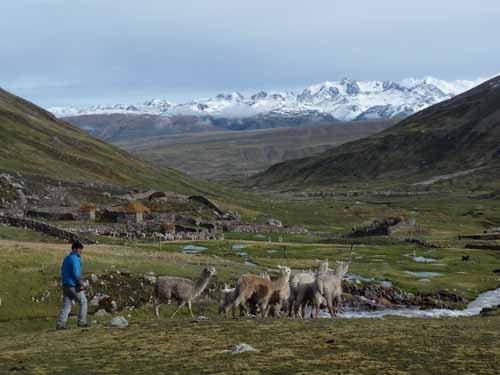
1, 0, 499, 107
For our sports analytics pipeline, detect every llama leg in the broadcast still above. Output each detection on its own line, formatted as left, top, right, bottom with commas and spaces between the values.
261, 298, 271, 318
336, 295, 343, 313
232, 295, 244, 319
154, 298, 160, 319
170, 301, 186, 319
327, 297, 335, 319
187, 301, 194, 319
275, 301, 282, 318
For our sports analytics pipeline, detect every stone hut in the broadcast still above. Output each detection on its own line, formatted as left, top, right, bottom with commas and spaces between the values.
78, 204, 97, 221
120, 201, 150, 223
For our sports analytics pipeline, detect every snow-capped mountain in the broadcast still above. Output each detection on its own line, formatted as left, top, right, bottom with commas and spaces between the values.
49, 77, 486, 122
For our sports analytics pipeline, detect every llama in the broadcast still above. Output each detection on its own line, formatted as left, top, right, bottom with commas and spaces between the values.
289, 260, 329, 318
312, 261, 349, 319
218, 283, 236, 319
154, 266, 216, 319
230, 266, 291, 318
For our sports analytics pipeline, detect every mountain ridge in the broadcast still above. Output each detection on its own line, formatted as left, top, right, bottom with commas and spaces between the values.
251, 75, 500, 188
49, 76, 486, 124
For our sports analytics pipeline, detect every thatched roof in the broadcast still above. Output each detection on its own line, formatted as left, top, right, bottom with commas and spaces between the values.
123, 201, 150, 214
79, 204, 97, 212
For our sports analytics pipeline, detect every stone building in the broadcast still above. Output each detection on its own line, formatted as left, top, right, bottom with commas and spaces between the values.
119, 201, 151, 224
78, 204, 97, 221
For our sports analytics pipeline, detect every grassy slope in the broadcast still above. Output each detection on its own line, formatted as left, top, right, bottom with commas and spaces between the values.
117, 121, 394, 181
252, 76, 500, 188
0, 87, 216, 194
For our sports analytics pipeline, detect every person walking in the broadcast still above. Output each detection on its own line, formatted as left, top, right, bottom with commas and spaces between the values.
56, 240, 88, 329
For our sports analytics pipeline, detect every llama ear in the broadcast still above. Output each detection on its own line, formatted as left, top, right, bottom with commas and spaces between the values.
277, 265, 282, 269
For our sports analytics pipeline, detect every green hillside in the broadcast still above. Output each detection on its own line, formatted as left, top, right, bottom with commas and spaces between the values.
252, 76, 500, 188
0, 87, 212, 194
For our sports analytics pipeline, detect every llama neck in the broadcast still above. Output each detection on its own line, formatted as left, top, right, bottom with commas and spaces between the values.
272, 274, 290, 290
193, 274, 211, 298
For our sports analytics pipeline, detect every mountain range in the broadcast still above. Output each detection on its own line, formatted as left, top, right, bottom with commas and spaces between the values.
252, 75, 500, 188
49, 77, 485, 134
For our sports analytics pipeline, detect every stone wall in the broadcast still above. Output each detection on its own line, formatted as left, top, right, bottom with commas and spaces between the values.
222, 223, 308, 234
0, 215, 95, 244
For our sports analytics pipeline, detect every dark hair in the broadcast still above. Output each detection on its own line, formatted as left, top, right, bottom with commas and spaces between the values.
71, 240, 84, 251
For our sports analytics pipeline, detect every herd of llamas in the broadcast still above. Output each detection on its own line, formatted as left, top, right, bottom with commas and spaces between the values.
153, 258, 351, 320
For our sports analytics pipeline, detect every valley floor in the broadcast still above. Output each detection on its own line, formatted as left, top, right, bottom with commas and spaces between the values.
1, 186, 500, 374
1, 316, 500, 374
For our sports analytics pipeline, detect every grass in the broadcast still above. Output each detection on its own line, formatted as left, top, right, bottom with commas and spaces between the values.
1, 316, 499, 374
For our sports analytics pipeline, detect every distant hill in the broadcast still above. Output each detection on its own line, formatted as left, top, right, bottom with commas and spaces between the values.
252, 75, 500, 188
64, 113, 219, 142
0, 87, 212, 193
119, 120, 394, 182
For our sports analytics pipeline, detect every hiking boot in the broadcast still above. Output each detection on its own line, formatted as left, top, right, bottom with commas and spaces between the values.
77, 322, 89, 328
56, 325, 68, 330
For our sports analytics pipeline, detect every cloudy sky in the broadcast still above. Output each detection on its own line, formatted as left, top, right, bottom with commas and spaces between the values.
1, 0, 499, 107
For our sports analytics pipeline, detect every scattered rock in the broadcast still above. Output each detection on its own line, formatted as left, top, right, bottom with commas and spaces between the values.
90, 274, 99, 283
480, 305, 500, 317
231, 343, 258, 354
110, 316, 129, 328
266, 218, 283, 227
94, 309, 110, 317
143, 272, 157, 284
9, 366, 26, 372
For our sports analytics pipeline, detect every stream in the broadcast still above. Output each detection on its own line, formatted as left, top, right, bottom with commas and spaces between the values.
319, 287, 500, 319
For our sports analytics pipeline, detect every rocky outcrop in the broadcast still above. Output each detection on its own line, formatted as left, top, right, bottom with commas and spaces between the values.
348, 217, 415, 237
343, 281, 468, 310
188, 196, 225, 217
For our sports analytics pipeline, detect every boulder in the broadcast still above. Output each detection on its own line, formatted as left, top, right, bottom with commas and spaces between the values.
231, 343, 257, 354
110, 316, 129, 328
266, 218, 283, 227
94, 309, 110, 317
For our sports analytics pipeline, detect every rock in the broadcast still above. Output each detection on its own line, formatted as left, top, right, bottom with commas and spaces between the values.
94, 309, 110, 317
266, 218, 283, 227
143, 272, 157, 284
110, 316, 129, 328
231, 343, 257, 354
480, 306, 500, 317
16, 189, 28, 207
376, 297, 392, 306
90, 274, 99, 283
111, 300, 118, 312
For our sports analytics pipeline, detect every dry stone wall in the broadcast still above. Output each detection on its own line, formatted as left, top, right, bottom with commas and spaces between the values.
0, 215, 95, 243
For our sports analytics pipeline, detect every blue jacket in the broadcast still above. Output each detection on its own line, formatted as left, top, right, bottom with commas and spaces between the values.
61, 252, 81, 287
